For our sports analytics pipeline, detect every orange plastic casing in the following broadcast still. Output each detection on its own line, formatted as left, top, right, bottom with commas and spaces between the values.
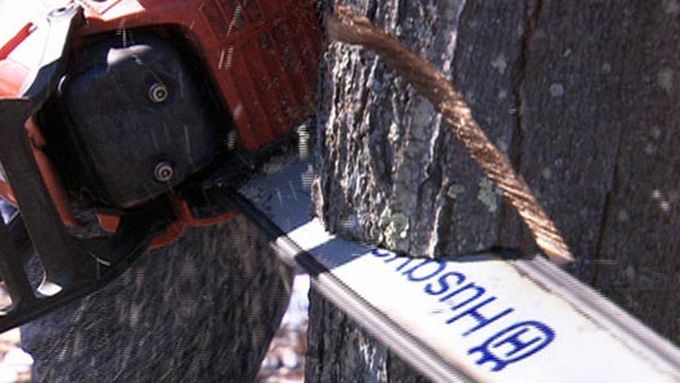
0, 0, 323, 248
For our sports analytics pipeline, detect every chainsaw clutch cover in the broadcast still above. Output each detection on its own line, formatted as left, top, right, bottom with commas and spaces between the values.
47, 34, 221, 209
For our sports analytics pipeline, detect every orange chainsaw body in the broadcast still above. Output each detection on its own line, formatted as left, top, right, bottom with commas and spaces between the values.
0, 0, 322, 248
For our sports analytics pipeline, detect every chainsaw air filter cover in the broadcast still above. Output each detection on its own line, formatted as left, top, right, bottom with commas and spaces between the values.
52, 34, 220, 209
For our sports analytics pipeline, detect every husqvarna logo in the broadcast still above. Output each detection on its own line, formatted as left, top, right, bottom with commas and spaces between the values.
371, 249, 556, 372
468, 321, 555, 371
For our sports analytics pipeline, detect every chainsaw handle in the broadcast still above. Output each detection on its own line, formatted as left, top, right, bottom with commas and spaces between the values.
0, 3, 86, 291
21, 4, 84, 102
0, 4, 170, 332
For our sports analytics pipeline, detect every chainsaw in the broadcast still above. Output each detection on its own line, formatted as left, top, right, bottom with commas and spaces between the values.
2, 2, 679, 382
0, 0, 321, 331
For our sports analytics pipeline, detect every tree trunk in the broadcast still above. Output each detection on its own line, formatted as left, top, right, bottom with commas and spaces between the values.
308, 0, 680, 381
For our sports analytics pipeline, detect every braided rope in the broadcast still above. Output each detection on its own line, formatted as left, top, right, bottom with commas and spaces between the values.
327, 7, 573, 265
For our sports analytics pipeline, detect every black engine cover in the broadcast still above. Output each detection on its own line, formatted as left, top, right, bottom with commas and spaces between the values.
54, 34, 220, 209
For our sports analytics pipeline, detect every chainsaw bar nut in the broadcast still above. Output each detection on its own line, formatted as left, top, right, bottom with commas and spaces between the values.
148, 82, 169, 103
153, 162, 174, 182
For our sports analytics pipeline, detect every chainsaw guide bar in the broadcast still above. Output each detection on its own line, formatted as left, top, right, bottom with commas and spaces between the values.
230, 159, 679, 383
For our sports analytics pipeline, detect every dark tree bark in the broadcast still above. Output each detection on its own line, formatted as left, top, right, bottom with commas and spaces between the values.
308, 0, 680, 381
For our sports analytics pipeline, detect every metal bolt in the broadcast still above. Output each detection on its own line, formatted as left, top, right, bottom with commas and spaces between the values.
148, 83, 168, 103
154, 162, 174, 182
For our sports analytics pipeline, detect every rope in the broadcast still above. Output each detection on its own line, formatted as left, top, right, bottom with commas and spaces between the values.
326, 7, 573, 265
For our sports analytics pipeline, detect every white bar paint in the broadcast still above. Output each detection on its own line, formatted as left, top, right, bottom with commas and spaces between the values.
241, 160, 680, 383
